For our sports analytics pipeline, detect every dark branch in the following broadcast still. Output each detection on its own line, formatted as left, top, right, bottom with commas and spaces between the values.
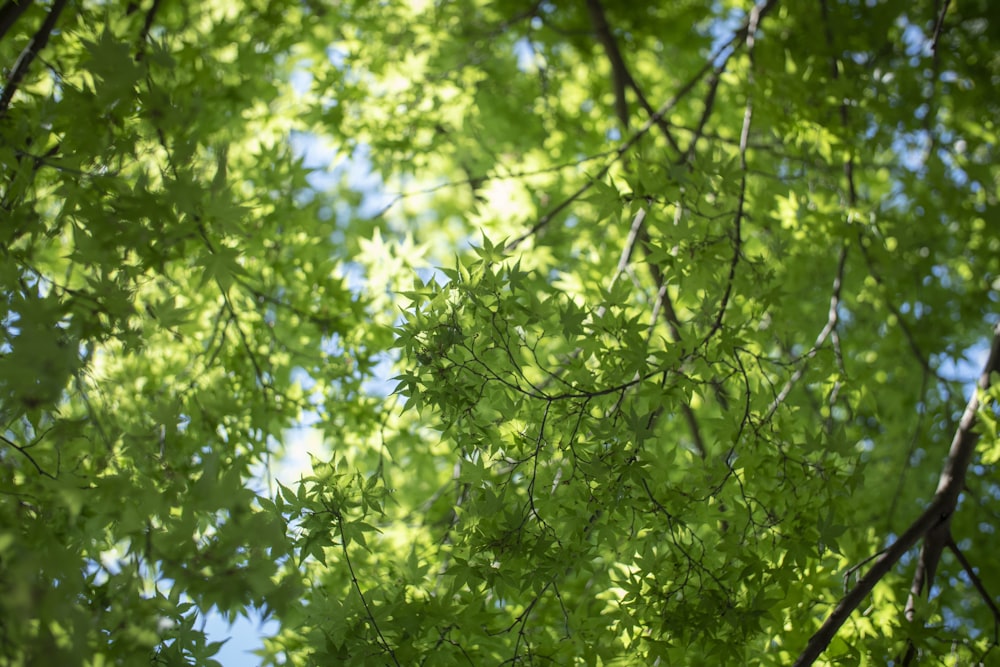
134, 0, 164, 61
0, 0, 34, 43
336, 512, 402, 666
900, 325, 1000, 664
585, 0, 680, 152
792, 323, 1000, 667
929, 0, 952, 55
585, 0, 628, 128
947, 537, 1000, 627
0, 433, 57, 479
763, 245, 848, 423
0, 0, 69, 118
699, 2, 762, 348
507, 3, 771, 251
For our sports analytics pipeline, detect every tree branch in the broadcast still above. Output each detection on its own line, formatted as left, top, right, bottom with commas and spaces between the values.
507, 2, 772, 251
584, 0, 711, 455
763, 244, 848, 424
0, 432, 58, 479
792, 323, 1000, 667
698, 1, 761, 347
929, 0, 952, 55
585, 0, 680, 152
0, 0, 68, 118
900, 325, 1000, 664
584, 0, 628, 129
336, 511, 402, 666
0, 0, 33, 43
134, 0, 163, 61
947, 537, 1000, 627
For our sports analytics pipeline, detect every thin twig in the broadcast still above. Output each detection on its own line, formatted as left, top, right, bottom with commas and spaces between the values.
336, 512, 402, 666
506, 5, 768, 251
0, 433, 57, 479
762, 245, 848, 423
929, 0, 952, 55
947, 537, 1000, 626
699, 2, 762, 348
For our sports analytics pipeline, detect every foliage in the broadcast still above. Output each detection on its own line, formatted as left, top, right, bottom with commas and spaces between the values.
1, 0, 999, 665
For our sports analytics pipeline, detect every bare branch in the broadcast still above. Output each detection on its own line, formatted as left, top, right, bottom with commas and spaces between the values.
585, 0, 628, 129
791, 495, 949, 667
699, 2, 762, 348
507, 2, 772, 251
900, 325, 1000, 663
134, 0, 164, 61
929, 0, 952, 55
947, 538, 1000, 627
0, 0, 34, 43
792, 324, 1000, 667
586, 0, 683, 153
0, 433, 58, 479
0, 0, 69, 118
336, 511, 402, 666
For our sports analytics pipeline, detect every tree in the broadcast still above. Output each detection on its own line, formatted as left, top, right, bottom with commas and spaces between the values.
1, 0, 999, 664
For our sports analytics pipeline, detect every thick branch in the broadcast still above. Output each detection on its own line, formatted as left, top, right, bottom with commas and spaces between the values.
585, 0, 680, 151
134, 0, 163, 61
585, 0, 711, 455
0, 0, 68, 118
0, 0, 33, 43
792, 323, 1000, 667
585, 0, 628, 128
900, 325, 1000, 663
792, 497, 950, 667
